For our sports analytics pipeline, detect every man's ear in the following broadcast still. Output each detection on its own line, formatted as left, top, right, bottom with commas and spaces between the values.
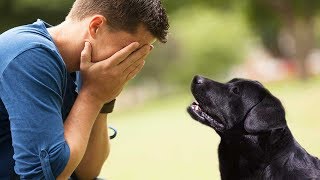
88, 15, 106, 39
244, 94, 287, 133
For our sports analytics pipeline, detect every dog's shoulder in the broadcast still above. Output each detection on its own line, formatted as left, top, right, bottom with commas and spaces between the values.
268, 141, 320, 179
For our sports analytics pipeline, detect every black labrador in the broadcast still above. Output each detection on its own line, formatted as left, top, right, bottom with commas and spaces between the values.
187, 75, 320, 180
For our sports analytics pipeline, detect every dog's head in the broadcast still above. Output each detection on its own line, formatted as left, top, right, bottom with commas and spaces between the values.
187, 75, 287, 134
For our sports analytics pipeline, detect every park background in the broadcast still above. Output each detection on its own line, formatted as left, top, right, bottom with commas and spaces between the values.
1, 0, 320, 179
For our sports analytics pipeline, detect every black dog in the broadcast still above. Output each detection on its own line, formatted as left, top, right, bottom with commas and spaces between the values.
187, 75, 320, 180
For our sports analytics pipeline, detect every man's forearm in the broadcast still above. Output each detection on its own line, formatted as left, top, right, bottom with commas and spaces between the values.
57, 90, 103, 179
74, 114, 110, 179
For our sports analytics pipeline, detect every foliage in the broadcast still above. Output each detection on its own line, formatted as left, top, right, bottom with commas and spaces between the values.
245, 0, 320, 57
164, 0, 320, 57
246, 1, 282, 57
0, 0, 71, 32
162, 0, 240, 14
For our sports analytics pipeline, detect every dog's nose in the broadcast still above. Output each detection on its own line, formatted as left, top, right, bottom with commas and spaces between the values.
193, 75, 205, 84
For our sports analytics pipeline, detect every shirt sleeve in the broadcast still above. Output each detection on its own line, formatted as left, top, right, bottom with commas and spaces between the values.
0, 47, 70, 179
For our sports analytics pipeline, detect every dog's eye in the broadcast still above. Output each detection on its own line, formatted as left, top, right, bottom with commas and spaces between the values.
231, 87, 240, 95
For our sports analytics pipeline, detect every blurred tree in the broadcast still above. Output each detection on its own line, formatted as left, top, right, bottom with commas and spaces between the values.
161, 7, 250, 87
247, 0, 320, 79
164, 0, 320, 79
0, 0, 72, 32
163, 0, 237, 13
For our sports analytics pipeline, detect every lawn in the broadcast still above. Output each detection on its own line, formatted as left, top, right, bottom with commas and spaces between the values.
99, 77, 320, 180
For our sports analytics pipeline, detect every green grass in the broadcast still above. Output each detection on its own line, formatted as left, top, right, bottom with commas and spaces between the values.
100, 78, 320, 179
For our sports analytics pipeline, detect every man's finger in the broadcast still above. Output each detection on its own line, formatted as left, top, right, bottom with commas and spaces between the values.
126, 61, 145, 81
80, 42, 92, 64
123, 53, 148, 75
118, 45, 151, 70
106, 42, 140, 66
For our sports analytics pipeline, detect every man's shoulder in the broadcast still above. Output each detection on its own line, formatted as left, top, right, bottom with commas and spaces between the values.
0, 19, 57, 55
0, 20, 64, 77
1, 20, 54, 47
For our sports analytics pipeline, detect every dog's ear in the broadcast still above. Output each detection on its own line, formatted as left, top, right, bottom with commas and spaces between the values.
244, 94, 287, 133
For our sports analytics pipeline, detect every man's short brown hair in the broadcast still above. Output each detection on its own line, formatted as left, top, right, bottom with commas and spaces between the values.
68, 0, 169, 43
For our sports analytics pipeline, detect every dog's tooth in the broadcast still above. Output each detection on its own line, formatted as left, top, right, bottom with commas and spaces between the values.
195, 105, 200, 111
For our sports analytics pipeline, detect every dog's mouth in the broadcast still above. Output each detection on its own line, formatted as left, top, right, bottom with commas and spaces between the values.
187, 100, 225, 131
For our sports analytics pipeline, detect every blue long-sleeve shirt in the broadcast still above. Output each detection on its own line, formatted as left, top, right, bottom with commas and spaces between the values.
0, 20, 78, 179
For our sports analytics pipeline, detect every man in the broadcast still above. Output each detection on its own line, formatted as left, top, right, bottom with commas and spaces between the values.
0, 0, 169, 179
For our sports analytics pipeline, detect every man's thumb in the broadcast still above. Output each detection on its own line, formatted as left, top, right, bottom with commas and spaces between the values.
81, 41, 92, 64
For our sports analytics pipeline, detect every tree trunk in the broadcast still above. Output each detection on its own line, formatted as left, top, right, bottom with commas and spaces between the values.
261, 0, 316, 80
292, 18, 315, 80
280, 18, 315, 80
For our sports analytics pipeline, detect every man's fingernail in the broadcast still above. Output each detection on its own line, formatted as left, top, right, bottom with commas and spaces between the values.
133, 42, 140, 48
150, 45, 154, 51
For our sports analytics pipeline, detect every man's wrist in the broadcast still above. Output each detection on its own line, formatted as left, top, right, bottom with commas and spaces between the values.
100, 99, 116, 114
77, 90, 104, 110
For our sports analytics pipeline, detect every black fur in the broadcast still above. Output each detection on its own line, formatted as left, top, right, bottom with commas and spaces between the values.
187, 75, 320, 180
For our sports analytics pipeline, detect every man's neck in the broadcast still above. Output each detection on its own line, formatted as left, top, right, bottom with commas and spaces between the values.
47, 19, 88, 72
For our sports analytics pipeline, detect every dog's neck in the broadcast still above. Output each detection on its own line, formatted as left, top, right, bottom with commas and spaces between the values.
218, 126, 296, 178
220, 126, 294, 159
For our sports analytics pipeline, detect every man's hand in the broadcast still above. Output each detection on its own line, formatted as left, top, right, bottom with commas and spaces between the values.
80, 42, 152, 105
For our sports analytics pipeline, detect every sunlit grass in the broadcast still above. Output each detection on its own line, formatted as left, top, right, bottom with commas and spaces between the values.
100, 77, 320, 179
